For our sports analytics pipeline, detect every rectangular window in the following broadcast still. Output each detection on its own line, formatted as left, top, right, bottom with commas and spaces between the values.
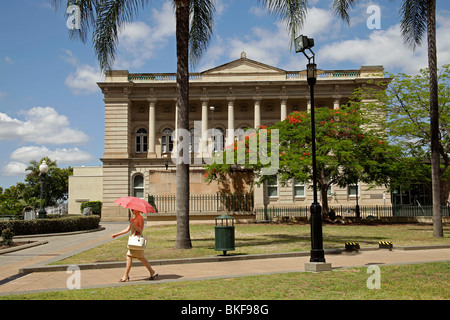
143, 136, 148, 152
162, 136, 173, 153
348, 184, 359, 197
293, 179, 305, 197
136, 136, 141, 153
267, 175, 278, 198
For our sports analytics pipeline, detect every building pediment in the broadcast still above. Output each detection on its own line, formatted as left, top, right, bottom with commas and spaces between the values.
201, 52, 286, 82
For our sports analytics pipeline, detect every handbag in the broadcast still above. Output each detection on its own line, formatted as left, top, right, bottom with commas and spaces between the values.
127, 234, 147, 250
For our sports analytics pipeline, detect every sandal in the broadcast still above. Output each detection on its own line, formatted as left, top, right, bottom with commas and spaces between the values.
148, 273, 159, 280
119, 276, 130, 282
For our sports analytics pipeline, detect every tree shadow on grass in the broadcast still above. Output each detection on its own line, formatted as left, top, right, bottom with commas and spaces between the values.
234, 233, 386, 248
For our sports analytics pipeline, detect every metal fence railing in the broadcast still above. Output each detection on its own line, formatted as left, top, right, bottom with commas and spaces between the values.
148, 193, 254, 214
255, 205, 450, 221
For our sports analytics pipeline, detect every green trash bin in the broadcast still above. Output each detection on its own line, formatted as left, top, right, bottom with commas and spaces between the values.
215, 214, 235, 256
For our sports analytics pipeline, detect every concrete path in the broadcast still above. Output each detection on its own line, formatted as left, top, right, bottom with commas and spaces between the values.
0, 222, 449, 296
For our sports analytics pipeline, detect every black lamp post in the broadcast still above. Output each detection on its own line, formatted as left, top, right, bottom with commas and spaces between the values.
295, 35, 326, 264
38, 160, 49, 219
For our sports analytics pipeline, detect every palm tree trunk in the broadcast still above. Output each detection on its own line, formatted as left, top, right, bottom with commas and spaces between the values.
175, 0, 192, 249
427, 0, 443, 237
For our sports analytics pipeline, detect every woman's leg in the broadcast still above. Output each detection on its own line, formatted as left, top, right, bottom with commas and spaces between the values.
138, 257, 156, 277
121, 255, 133, 280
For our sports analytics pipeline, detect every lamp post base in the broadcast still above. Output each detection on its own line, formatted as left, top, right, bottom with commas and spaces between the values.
305, 262, 332, 272
38, 209, 46, 219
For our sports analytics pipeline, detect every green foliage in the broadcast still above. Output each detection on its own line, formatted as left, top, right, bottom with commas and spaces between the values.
205, 105, 400, 214
1, 228, 14, 246
25, 157, 73, 207
80, 201, 102, 215
0, 157, 72, 217
354, 65, 450, 202
0, 216, 100, 236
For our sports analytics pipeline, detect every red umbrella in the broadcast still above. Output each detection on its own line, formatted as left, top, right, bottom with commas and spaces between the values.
114, 196, 155, 213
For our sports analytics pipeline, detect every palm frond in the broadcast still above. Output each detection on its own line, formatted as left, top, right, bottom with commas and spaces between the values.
49, 1, 99, 43
93, 0, 149, 71
332, 0, 358, 25
400, 0, 427, 50
189, 0, 215, 67
257, 0, 308, 48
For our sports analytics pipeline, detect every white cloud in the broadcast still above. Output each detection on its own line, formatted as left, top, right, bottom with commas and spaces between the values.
318, 14, 450, 74
198, 6, 336, 71
10, 146, 94, 164
318, 24, 426, 73
300, 6, 337, 38
5, 56, 13, 64
2, 146, 94, 177
198, 21, 292, 70
2, 162, 29, 176
65, 64, 104, 95
114, 2, 176, 70
0, 106, 89, 145
249, 6, 266, 17
436, 12, 450, 68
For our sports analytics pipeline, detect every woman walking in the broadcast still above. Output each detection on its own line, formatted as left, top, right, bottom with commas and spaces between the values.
112, 209, 158, 282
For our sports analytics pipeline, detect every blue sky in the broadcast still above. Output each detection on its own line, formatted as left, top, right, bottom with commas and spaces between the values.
1, 0, 449, 189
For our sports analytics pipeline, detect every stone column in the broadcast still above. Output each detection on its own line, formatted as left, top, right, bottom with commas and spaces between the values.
280, 98, 287, 120
306, 97, 311, 113
254, 98, 261, 128
148, 99, 156, 158
201, 98, 209, 156
227, 98, 235, 146
333, 96, 341, 110
173, 98, 178, 151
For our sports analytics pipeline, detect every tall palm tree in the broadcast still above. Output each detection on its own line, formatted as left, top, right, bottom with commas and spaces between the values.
333, 0, 443, 237
52, 0, 308, 248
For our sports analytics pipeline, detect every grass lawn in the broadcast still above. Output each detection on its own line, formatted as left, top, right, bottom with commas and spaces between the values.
2, 261, 449, 300
54, 223, 450, 265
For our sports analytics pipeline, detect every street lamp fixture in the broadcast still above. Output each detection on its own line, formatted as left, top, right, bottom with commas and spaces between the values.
38, 160, 49, 219
295, 35, 330, 269
210, 106, 215, 128
294, 35, 314, 54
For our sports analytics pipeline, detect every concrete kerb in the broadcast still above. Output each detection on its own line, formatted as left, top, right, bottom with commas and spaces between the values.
17, 247, 376, 274
5, 222, 450, 275
15, 242, 450, 275
0, 227, 106, 256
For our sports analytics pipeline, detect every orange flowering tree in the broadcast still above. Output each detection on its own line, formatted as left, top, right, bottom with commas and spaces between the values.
205, 106, 400, 217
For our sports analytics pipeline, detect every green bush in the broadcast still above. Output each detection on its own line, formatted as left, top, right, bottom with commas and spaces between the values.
1, 228, 14, 246
0, 215, 100, 236
80, 201, 102, 215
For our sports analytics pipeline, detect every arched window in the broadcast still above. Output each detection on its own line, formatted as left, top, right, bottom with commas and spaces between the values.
133, 175, 144, 198
161, 128, 173, 153
136, 128, 148, 153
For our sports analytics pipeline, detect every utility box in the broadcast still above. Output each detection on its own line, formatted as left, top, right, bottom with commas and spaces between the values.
214, 215, 235, 256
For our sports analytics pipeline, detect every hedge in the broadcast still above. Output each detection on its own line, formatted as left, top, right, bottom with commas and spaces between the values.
80, 201, 102, 215
0, 215, 101, 236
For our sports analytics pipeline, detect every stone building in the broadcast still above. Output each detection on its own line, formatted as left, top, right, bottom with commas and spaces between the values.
69, 52, 390, 221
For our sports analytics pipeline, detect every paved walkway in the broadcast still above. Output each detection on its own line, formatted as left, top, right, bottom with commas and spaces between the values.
0, 222, 449, 296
